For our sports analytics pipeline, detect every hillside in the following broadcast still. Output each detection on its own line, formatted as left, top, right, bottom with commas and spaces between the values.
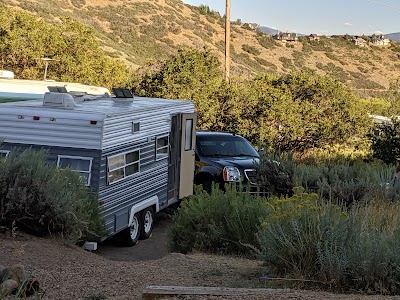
4, 0, 400, 90
387, 32, 400, 43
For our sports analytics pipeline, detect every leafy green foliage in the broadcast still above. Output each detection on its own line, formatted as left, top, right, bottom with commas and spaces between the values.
132, 47, 225, 129
134, 48, 372, 153
254, 71, 372, 151
0, 7, 130, 90
369, 118, 400, 164
242, 44, 261, 56
0, 149, 106, 243
168, 185, 264, 255
255, 152, 295, 197
194, 4, 220, 17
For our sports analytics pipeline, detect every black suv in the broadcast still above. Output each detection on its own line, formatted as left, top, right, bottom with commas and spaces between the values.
194, 131, 260, 192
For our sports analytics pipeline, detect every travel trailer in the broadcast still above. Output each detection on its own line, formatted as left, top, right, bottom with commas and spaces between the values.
0, 70, 110, 102
0, 89, 196, 246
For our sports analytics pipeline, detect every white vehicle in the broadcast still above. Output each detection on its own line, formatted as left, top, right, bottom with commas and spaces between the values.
0, 87, 196, 246
0, 70, 110, 102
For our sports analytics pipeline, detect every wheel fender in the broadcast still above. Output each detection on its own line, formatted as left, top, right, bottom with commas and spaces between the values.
199, 165, 219, 175
128, 195, 159, 226
195, 171, 216, 185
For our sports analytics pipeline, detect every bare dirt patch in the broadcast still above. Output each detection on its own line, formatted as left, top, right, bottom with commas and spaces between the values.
1, 216, 400, 300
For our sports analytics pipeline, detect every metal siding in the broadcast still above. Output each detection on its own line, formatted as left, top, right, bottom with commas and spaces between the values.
0, 143, 101, 192
0, 97, 194, 150
0, 108, 103, 149
0, 96, 195, 237
98, 140, 169, 234
102, 102, 194, 150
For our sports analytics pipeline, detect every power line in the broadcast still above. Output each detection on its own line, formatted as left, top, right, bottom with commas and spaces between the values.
366, 0, 400, 11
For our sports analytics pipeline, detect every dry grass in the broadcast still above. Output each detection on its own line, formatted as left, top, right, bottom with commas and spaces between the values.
4, 0, 400, 90
1, 232, 399, 300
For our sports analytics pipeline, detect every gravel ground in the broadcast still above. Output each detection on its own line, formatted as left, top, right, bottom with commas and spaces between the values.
1, 222, 400, 300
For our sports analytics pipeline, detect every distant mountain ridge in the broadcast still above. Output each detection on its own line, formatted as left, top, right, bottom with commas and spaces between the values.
3, 0, 400, 91
260, 26, 400, 42
259, 26, 278, 36
387, 33, 400, 42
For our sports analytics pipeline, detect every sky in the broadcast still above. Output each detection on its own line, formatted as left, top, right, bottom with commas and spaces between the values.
182, 0, 399, 35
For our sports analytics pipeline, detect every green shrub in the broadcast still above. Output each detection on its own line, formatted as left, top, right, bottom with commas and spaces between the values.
168, 185, 264, 255
279, 56, 293, 69
257, 192, 341, 279
295, 160, 393, 205
256, 34, 278, 50
254, 57, 278, 71
369, 118, 400, 164
242, 44, 261, 56
0, 149, 106, 243
257, 196, 400, 294
255, 152, 295, 197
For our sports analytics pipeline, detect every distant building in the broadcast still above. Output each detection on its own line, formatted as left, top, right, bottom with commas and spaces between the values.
273, 32, 298, 42
352, 37, 367, 47
243, 23, 259, 30
308, 34, 320, 41
371, 34, 390, 46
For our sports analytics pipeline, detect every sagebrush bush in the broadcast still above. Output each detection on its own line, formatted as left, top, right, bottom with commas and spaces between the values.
295, 159, 395, 205
256, 192, 400, 294
0, 149, 106, 243
168, 185, 264, 255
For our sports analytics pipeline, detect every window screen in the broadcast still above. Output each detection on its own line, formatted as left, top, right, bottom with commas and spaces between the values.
156, 136, 169, 160
57, 155, 93, 186
184, 119, 193, 151
108, 150, 140, 184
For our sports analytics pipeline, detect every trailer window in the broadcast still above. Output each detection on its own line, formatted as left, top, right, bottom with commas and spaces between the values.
156, 136, 169, 161
184, 119, 194, 151
0, 150, 10, 162
108, 150, 140, 184
57, 155, 93, 186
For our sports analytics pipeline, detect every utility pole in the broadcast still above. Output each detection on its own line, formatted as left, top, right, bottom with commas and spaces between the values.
225, 0, 231, 82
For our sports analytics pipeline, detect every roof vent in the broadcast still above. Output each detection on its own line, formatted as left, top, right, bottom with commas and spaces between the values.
0, 70, 14, 79
43, 92, 76, 108
47, 86, 68, 93
112, 88, 133, 98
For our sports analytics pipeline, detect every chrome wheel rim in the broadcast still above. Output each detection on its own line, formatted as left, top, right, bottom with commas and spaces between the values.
130, 216, 139, 240
143, 211, 153, 234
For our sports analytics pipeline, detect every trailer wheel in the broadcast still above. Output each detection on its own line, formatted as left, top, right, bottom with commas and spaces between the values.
140, 207, 154, 240
122, 213, 141, 246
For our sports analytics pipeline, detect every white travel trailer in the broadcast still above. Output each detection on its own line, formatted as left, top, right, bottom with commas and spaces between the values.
0, 70, 110, 102
0, 89, 196, 246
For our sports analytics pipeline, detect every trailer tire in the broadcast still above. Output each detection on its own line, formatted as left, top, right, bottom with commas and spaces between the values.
121, 213, 141, 247
140, 207, 154, 240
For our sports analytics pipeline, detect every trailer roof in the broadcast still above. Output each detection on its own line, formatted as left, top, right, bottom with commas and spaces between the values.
0, 78, 110, 102
0, 94, 194, 118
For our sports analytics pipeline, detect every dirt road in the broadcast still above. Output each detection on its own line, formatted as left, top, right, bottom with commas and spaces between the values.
2, 212, 400, 299
96, 211, 171, 261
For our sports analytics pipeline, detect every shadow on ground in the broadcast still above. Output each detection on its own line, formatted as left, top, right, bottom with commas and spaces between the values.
95, 210, 174, 262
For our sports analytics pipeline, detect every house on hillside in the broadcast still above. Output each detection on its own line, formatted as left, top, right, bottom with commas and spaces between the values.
308, 34, 320, 41
243, 23, 259, 30
273, 32, 298, 42
352, 37, 367, 47
371, 34, 390, 46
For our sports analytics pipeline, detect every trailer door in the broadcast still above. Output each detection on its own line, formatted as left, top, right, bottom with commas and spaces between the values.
179, 113, 197, 199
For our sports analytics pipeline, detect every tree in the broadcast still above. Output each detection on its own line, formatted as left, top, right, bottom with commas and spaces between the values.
369, 118, 400, 164
132, 47, 225, 129
132, 48, 371, 153
251, 71, 372, 151
0, 7, 130, 90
